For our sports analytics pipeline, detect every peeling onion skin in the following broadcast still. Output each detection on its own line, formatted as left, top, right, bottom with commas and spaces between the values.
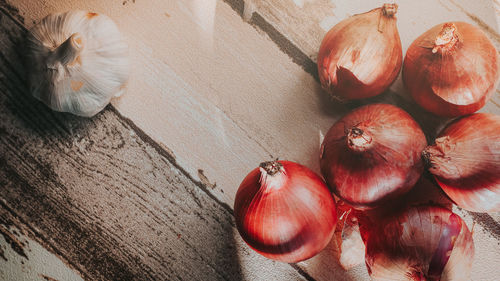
403, 22, 500, 117
360, 206, 474, 281
334, 201, 365, 270
320, 104, 427, 209
317, 3, 402, 100
234, 160, 337, 263
333, 177, 453, 272
423, 113, 500, 212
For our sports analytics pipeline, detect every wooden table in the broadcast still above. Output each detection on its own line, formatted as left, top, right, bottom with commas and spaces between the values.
0, 0, 499, 280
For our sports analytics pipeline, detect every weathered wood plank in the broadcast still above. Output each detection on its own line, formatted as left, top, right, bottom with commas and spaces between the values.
10, 0, 499, 209
246, 0, 500, 57
0, 9, 306, 281
4, 0, 500, 280
252, 3, 500, 277
0, 209, 85, 281
240, 0, 500, 220
9, 0, 350, 207
246, 0, 500, 109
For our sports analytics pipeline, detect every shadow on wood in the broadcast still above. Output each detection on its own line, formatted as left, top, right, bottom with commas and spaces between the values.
0, 9, 247, 281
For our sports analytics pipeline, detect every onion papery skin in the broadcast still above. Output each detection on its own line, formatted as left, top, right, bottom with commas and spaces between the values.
423, 113, 500, 212
333, 176, 453, 271
234, 160, 337, 263
334, 201, 365, 270
317, 3, 402, 100
333, 176, 452, 269
403, 22, 500, 117
320, 104, 427, 209
361, 206, 474, 281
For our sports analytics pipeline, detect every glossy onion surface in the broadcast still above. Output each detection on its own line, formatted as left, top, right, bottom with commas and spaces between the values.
332, 176, 453, 271
234, 161, 337, 263
361, 206, 474, 281
320, 104, 427, 209
423, 113, 500, 212
403, 22, 500, 117
317, 3, 402, 100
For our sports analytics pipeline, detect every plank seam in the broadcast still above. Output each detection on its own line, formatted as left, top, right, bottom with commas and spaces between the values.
222, 0, 320, 83
108, 105, 236, 217
0, 199, 90, 281
2, 2, 498, 280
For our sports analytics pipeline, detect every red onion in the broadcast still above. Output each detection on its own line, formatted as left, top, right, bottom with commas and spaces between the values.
320, 104, 427, 209
234, 160, 337, 262
360, 205, 474, 281
423, 113, 500, 212
317, 3, 402, 100
333, 176, 451, 270
403, 22, 500, 117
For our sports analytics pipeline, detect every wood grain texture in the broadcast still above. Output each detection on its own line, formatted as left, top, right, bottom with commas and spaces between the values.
2, 0, 500, 280
10, 0, 350, 208
0, 9, 306, 281
11, 0, 499, 211
0, 213, 84, 281
239, 0, 500, 237
246, 0, 500, 109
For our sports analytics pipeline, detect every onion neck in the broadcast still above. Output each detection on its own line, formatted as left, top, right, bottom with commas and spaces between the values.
260, 161, 283, 176
259, 161, 286, 192
347, 127, 373, 153
381, 3, 398, 17
422, 147, 437, 168
422, 137, 459, 180
432, 23, 459, 54
378, 3, 398, 32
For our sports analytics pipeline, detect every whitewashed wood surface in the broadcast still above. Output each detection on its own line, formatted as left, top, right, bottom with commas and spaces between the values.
0, 9, 307, 280
2, 0, 500, 280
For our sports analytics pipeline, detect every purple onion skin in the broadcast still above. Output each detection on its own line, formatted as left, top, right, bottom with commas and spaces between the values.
360, 206, 474, 281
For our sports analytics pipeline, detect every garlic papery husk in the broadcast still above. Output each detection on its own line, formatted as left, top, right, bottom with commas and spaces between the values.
26, 10, 129, 117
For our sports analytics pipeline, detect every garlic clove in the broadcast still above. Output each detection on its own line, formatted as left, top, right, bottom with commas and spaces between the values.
26, 10, 129, 117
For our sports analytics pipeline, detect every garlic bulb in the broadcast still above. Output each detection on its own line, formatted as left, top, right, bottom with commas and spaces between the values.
26, 10, 129, 117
